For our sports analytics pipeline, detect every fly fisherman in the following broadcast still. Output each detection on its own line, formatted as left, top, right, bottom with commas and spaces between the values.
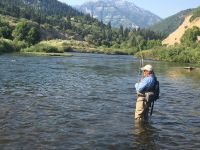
134, 64, 159, 122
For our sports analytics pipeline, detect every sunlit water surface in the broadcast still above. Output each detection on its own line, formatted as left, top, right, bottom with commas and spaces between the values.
0, 53, 200, 149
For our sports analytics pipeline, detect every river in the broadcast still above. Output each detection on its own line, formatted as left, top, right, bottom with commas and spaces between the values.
0, 53, 200, 150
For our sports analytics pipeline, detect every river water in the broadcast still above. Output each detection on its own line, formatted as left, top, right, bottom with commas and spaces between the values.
0, 53, 200, 150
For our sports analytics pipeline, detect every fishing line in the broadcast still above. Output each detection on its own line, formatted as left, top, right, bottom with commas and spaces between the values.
133, 29, 144, 82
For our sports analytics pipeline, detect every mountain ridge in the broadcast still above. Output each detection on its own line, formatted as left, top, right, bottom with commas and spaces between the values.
76, 0, 161, 28
149, 9, 193, 36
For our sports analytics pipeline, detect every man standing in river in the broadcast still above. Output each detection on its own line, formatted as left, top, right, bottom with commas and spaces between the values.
134, 64, 158, 121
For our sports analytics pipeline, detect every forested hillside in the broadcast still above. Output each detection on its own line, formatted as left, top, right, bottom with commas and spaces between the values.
0, 0, 83, 29
0, 0, 164, 55
0, 0, 82, 18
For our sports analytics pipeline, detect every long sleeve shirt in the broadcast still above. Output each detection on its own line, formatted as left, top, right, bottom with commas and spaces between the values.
135, 74, 156, 94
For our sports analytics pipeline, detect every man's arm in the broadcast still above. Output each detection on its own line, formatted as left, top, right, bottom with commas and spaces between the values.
135, 78, 148, 93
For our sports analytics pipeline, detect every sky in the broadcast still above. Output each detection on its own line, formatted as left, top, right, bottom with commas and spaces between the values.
58, 0, 200, 18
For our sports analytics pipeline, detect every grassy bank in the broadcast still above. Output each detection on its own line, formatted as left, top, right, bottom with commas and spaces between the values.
135, 44, 200, 64
0, 38, 128, 56
26, 39, 129, 55
21, 43, 63, 53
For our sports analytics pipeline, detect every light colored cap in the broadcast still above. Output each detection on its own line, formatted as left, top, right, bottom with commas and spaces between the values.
141, 64, 153, 72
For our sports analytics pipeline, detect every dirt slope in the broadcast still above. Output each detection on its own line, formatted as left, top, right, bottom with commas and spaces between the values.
162, 15, 200, 45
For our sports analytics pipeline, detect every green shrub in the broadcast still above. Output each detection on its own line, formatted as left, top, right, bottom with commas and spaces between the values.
190, 6, 200, 22
0, 20, 13, 39
136, 43, 200, 64
142, 40, 162, 50
13, 40, 28, 51
181, 26, 200, 46
12, 21, 40, 45
0, 39, 16, 54
0, 26, 13, 39
21, 43, 62, 53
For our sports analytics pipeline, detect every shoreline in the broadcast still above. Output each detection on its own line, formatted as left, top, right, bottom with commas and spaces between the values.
19, 52, 73, 57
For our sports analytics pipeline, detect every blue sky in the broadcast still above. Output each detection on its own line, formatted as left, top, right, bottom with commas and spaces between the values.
58, 0, 200, 18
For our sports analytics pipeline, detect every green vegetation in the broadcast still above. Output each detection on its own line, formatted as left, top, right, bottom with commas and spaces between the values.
136, 44, 200, 64
190, 6, 200, 22
136, 26, 200, 64
0, 39, 15, 54
21, 43, 62, 53
12, 21, 40, 45
0, 20, 13, 39
0, 38, 27, 54
21, 39, 130, 55
180, 26, 200, 46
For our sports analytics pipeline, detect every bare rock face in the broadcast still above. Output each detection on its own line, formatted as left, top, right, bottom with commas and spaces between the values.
77, 0, 161, 28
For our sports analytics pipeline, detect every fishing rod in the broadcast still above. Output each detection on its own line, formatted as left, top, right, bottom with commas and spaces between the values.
133, 28, 144, 81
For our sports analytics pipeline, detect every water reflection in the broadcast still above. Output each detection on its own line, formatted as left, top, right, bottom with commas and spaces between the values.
167, 67, 200, 81
133, 121, 159, 150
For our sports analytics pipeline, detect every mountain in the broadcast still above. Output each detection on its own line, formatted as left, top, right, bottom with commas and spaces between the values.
77, 0, 161, 28
149, 9, 193, 37
162, 7, 200, 46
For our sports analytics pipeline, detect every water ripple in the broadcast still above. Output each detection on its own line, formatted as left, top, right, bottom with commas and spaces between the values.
0, 53, 200, 149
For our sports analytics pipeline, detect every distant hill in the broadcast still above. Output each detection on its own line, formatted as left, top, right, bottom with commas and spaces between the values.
149, 9, 193, 36
77, 0, 161, 28
162, 7, 200, 46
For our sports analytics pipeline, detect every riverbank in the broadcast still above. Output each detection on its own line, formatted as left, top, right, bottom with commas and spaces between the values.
36, 39, 129, 55
135, 44, 200, 64
20, 52, 73, 57
1, 38, 200, 65
0, 39, 129, 56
